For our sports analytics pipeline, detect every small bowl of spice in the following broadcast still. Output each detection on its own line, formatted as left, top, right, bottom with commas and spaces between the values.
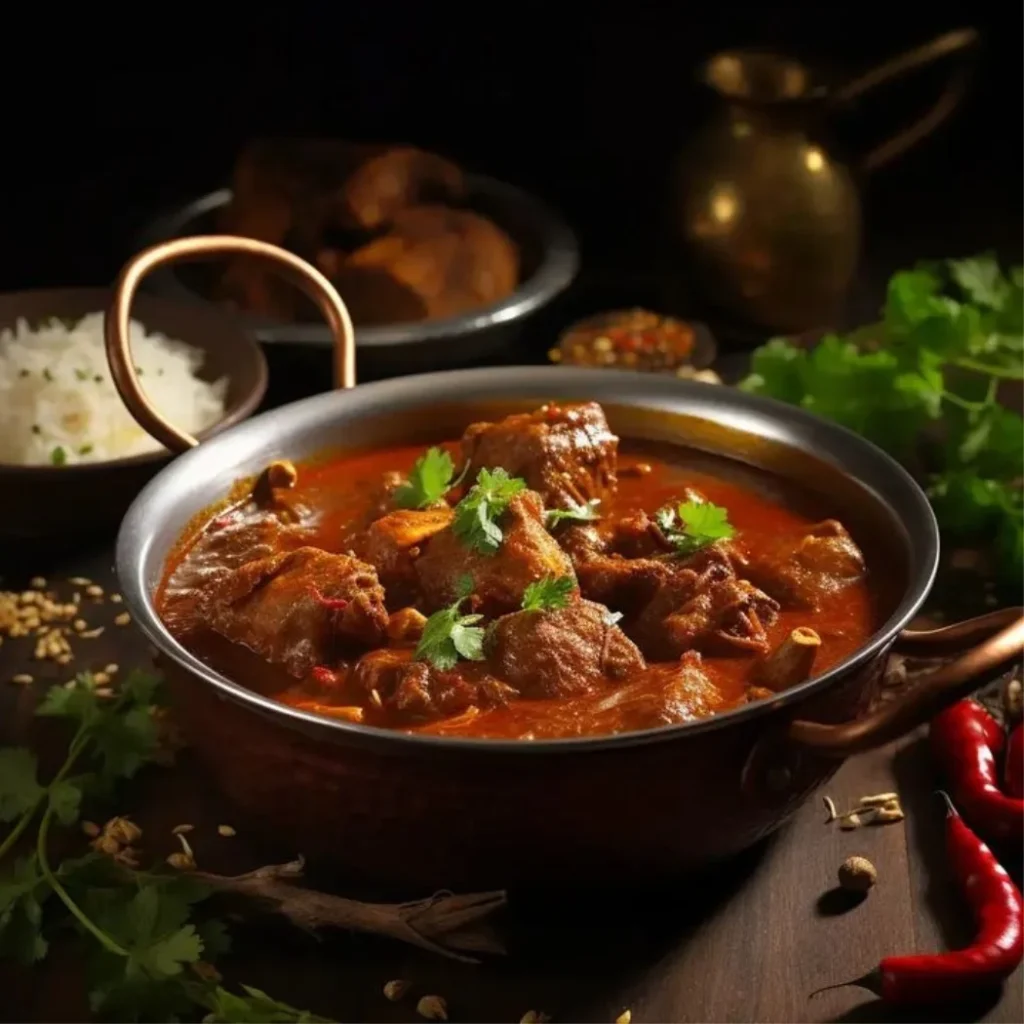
550, 308, 719, 380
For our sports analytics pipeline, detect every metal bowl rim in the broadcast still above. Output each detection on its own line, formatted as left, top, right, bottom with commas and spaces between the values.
116, 366, 939, 757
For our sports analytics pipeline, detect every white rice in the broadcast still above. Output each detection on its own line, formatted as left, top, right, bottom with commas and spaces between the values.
0, 313, 227, 466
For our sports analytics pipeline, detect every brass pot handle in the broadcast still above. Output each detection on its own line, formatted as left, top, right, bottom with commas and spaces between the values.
835, 27, 980, 172
105, 235, 356, 454
789, 607, 1024, 757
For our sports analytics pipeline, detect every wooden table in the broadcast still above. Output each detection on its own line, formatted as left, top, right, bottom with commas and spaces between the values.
1, 540, 1021, 1024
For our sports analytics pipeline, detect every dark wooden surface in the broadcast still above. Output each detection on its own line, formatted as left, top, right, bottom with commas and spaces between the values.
1, 528, 1021, 1024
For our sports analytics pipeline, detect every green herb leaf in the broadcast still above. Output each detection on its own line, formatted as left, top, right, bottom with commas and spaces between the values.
36, 675, 101, 725
0, 749, 45, 822
544, 499, 602, 529
0, 857, 49, 964
657, 500, 735, 557
203, 984, 334, 1022
50, 446, 67, 466
47, 779, 83, 826
521, 576, 576, 612
452, 467, 527, 554
393, 447, 458, 509
415, 579, 486, 671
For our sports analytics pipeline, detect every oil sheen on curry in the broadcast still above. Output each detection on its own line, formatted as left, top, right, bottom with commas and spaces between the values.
158, 402, 880, 740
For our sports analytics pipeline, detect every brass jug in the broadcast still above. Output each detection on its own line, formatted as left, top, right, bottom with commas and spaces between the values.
675, 28, 979, 333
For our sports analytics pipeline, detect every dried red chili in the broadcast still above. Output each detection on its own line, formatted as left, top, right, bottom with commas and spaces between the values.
930, 699, 1024, 844
824, 795, 1022, 1005
1006, 724, 1023, 799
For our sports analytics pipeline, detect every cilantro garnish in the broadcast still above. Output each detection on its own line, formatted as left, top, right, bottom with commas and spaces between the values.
452, 467, 527, 554
544, 498, 602, 529
50, 446, 67, 467
393, 447, 463, 510
656, 499, 735, 557
739, 253, 1023, 587
0, 669, 333, 1022
520, 576, 576, 613
414, 575, 486, 670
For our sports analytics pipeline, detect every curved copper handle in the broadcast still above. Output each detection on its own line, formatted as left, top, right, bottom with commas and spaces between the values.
105, 235, 356, 454
835, 27, 979, 172
789, 608, 1024, 757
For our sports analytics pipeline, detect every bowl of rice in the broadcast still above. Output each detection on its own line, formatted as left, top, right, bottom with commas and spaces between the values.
0, 288, 267, 539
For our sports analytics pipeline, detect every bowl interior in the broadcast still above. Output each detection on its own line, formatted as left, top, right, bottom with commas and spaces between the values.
117, 367, 939, 753
0, 288, 268, 471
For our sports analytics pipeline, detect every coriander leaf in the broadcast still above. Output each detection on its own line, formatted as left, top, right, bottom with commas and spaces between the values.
393, 447, 457, 509
137, 924, 204, 978
120, 668, 164, 709
414, 591, 486, 671
544, 499, 602, 528
657, 500, 735, 557
452, 467, 526, 554
50, 445, 67, 466
0, 857, 49, 964
196, 918, 232, 960
35, 676, 101, 725
48, 778, 83, 826
92, 705, 161, 784
949, 254, 1009, 310
521, 576, 576, 612
0, 748, 45, 821
203, 984, 334, 1023
738, 337, 808, 403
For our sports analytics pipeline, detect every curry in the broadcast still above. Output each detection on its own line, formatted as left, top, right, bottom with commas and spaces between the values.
157, 402, 881, 740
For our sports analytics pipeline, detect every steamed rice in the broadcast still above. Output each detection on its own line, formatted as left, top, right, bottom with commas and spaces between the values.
0, 313, 227, 466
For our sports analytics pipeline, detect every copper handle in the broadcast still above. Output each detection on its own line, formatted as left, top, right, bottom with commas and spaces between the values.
835, 27, 979, 172
789, 608, 1024, 757
105, 235, 356, 454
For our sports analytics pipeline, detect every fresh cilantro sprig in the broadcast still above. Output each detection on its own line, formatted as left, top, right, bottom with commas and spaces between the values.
739, 253, 1023, 586
655, 499, 735, 557
393, 447, 466, 510
0, 670, 333, 1023
544, 498, 602, 529
520, 576, 576, 613
452, 467, 527, 554
414, 575, 487, 671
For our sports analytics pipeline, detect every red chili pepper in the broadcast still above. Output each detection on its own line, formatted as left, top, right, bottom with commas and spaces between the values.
1006, 724, 1024, 799
824, 795, 1022, 1005
930, 700, 1024, 844
310, 586, 349, 612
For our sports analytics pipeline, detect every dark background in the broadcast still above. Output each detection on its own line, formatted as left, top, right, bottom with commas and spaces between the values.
1, 1, 1020, 342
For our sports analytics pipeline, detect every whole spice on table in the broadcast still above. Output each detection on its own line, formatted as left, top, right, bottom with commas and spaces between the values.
820, 794, 1023, 1005
1006, 724, 1024, 799
930, 699, 1024, 844
837, 855, 877, 893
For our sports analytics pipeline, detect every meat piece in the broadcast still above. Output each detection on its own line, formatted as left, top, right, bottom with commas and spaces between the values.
744, 520, 866, 610
486, 598, 646, 700
351, 648, 509, 722
461, 402, 618, 510
354, 506, 453, 608
332, 205, 519, 325
629, 560, 779, 659
415, 491, 576, 616
340, 148, 465, 231
202, 547, 388, 677
584, 653, 725, 732
558, 522, 670, 614
386, 607, 428, 645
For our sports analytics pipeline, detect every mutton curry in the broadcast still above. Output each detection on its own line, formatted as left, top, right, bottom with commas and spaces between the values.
157, 402, 880, 740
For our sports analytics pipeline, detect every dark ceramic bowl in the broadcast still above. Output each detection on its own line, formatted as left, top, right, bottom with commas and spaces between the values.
137, 177, 580, 373
115, 366, 1024, 889
0, 288, 267, 540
